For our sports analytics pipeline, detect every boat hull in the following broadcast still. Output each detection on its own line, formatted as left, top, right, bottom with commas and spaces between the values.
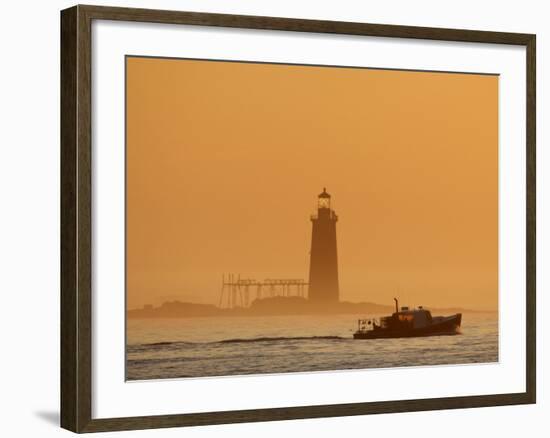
353, 313, 462, 339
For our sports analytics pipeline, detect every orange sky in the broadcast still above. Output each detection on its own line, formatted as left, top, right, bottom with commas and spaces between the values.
126, 56, 498, 311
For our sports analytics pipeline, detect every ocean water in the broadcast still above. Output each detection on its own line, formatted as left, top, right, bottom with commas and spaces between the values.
126, 312, 498, 380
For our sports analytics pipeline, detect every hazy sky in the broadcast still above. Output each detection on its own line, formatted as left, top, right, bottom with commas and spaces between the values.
126, 57, 498, 311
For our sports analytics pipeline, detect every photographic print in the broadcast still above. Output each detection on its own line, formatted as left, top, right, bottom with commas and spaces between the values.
125, 56, 498, 381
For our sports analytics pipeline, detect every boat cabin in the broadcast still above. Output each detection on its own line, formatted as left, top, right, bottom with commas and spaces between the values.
356, 299, 434, 334
381, 307, 433, 329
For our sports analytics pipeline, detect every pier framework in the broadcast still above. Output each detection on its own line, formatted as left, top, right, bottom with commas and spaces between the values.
219, 274, 308, 308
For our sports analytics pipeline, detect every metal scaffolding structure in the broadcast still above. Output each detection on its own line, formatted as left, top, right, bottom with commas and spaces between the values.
219, 274, 308, 308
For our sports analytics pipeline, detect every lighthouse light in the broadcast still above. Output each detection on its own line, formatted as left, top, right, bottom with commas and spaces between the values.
319, 197, 330, 209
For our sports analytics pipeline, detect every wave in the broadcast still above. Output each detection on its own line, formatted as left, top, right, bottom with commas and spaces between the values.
136, 335, 344, 348
219, 335, 344, 344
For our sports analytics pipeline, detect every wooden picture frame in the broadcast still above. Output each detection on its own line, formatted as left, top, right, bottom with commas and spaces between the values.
61, 4, 536, 433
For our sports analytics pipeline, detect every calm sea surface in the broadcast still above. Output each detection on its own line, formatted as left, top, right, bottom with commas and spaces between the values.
126, 312, 498, 380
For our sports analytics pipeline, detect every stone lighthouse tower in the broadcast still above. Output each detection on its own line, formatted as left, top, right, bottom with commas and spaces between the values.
308, 188, 339, 303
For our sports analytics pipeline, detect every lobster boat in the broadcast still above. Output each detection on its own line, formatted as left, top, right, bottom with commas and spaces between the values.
353, 298, 462, 339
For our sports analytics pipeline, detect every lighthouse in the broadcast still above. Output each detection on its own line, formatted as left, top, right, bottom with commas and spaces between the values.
308, 188, 339, 303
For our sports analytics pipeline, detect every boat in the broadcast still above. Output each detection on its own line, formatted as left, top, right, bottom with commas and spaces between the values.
353, 298, 462, 339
